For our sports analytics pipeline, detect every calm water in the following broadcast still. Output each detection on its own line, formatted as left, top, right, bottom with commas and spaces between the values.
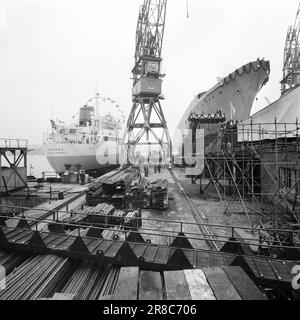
27, 154, 53, 178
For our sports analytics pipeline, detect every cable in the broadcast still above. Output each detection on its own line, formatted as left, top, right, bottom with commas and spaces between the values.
187, 0, 189, 19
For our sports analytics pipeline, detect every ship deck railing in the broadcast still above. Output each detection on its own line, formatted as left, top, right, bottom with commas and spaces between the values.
43, 133, 104, 145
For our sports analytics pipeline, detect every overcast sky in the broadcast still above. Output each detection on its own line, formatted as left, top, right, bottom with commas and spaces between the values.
0, 0, 299, 144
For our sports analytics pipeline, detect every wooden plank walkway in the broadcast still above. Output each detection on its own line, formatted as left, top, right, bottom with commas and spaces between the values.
139, 270, 163, 300
222, 266, 267, 300
164, 270, 191, 300
203, 267, 241, 300
113, 267, 139, 300
112, 266, 266, 300
242, 256, 295, 284
184, 269, 216, 300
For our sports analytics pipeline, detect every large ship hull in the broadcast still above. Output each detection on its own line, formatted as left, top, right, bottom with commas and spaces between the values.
173, 59, 270, 159
44, 142, 120, 175
239, 86, 300, 141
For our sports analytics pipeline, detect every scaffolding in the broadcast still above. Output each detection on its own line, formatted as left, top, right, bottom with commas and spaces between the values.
189, 119, 300, 255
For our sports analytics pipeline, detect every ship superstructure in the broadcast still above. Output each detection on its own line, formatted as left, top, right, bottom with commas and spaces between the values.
43, 95, 125, 175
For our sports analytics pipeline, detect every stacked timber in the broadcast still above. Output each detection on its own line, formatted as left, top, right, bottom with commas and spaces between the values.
85, 203, 115, 225
61, 204, 140, 231
0, 255, 72, 300
110, 209, 126, 226
0, 250, 121, 300
61, 263, 120, 300
102, 226, 123, 240
151, 179, 168, 210
142, 186, 152, 209
111, 194, 126, 208
99, 193, 111, 204
66, 228, 89, 237
128, 177, 149, 209
127, 177, 168, 210
86, 180, 103, 206
101, 169, 139, 195
86, 168, 140, 208
87, 168, 169, 211
0, 250, 29, 275
63, 204, 115, 228
64, 208, 91, 227
85, 170, 118, 206
124, 211, 140, 230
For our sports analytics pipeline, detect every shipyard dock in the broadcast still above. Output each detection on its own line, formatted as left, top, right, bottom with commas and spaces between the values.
0, 163, 299, 300
2, 0, 300, 304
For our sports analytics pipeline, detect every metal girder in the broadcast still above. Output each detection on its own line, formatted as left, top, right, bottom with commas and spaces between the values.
130, 123, 164, 129
133, 0, 167, 81
0, 149, 27, 193
122, 97, 171, 164
281, 3, 300, 95
122, 1, 171, 165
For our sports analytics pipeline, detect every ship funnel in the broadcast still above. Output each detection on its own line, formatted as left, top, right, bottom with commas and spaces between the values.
79, 106, 95, 127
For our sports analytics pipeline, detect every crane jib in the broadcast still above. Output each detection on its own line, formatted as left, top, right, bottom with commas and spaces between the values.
122, 0, 172, 166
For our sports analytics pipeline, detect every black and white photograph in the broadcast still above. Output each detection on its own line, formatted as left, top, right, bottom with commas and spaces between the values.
0, 0, 299, 310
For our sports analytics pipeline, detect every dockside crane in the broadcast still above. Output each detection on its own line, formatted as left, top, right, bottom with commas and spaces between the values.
281, 2, 300, 95
122, 0, 172, 165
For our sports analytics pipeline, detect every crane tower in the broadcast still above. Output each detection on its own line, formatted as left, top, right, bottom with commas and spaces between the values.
281, 2, 300, 95
122, 0, 172, 165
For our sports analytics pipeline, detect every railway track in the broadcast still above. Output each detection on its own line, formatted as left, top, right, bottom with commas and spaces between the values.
169, 169, 222, 251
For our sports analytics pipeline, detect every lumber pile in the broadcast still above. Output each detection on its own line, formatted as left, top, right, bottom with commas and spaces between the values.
85, 203, 115, 225
0, 255, 72, 300
102, 226, 123, 241
0, 250, 29, 275
63, 203, 115, 228
86, 168, 140, 208
110, 209, 126, 226
0, 249, 122, 300
64, 208, 90, 227
123, 210, 141, 230
101, 169, 139, 195
86, 168, 169, 215
61, 263, 120, 300
66, 228, 89, 237
62, 204, 138, 232
111, 194, 126, 208
141, 186, 152, 209
128, 177, 149, 209
150, 179, 169, 210
128, 178, 169, 210
86, 180, 104, 206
